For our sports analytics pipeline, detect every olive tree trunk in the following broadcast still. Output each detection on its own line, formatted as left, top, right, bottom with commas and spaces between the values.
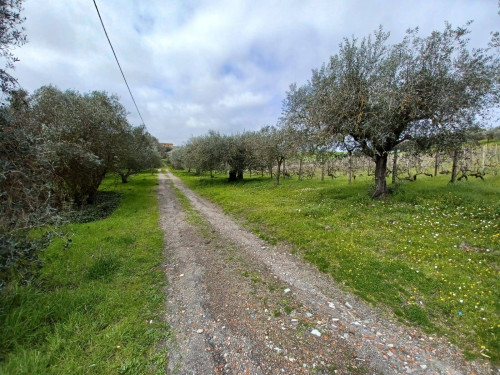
348, 151, 353, 184
450, 149, 459, 183
228, 170, 237, 181
373, 153, 389, 198
275, 157, 283, 185
434, 152, 439, 177
391, 150, 398, 184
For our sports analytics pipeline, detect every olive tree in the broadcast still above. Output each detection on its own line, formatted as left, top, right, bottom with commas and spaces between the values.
114, 125, 162, 183
183, 132, 226, 176
168, 146, 186, 169
201, 130, 226, 177
1, 90, 59, 232
225, 133, 250, 181
0, 0, 26, 96
260, 125, 298, 185
30, 86, 131, 205
294, 24, 499, 197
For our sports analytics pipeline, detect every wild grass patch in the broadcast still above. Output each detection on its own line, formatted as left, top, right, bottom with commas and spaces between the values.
0, 173, 169, 374
173, 169, 500, 363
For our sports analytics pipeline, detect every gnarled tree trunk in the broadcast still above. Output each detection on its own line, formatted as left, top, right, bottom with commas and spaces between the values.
373, 153, 389, 198
450, 149, 459, 183
434, 152, 439, 177
275, 157, 283, 185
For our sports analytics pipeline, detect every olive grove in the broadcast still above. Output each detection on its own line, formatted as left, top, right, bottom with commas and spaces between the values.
170, 24, 499, 193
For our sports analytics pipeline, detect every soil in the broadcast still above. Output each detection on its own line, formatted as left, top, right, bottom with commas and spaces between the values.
158, 170, 495, 375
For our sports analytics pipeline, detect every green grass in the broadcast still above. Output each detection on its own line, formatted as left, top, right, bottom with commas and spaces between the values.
172, 169, 500, 363
478, 139, 500, 146
0, 173, 169, 374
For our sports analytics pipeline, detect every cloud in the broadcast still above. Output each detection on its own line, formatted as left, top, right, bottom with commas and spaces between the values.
217, 91, 269, 109
13, 0, 499, 145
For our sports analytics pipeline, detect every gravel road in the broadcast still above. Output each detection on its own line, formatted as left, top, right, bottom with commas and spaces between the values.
158, 170, 494, 375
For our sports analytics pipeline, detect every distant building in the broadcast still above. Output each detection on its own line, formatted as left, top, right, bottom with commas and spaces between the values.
159, 142, 174, 149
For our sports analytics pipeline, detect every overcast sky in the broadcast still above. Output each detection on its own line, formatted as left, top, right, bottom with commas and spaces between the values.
13, 0, 499, 145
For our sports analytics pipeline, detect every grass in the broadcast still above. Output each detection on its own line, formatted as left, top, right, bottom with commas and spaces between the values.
172, 168, 500, 363
0, 172, 169, 374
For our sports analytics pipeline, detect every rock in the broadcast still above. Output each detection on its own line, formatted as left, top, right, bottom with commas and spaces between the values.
284, 288, 291, 294
196, 329, 204, 334
311, 329, 321, 337
345, 302, 353, 309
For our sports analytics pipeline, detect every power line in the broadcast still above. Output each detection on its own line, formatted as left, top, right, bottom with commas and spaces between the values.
92, 0, 146, 127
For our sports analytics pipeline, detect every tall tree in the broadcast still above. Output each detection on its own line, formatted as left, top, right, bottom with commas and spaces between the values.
300, 24, 499, 197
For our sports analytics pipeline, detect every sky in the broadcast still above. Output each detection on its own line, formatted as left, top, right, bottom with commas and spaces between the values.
12, 0, 500, 145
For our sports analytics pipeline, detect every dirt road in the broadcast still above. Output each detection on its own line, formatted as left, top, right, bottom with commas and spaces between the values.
157, 170, 493, 374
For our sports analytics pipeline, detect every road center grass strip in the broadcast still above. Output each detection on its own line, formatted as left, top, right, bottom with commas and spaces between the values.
172, 169, 500, 363
0, 173, 169, 374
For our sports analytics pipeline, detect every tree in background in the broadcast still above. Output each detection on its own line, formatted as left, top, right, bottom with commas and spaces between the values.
201, 130, 225, 178
484, 126, 500, 143
168, 146, 186, 170
281, 83, 320, 180
260, 125, 298, 185
225, 133, 249, 181
114, 125, 162, 183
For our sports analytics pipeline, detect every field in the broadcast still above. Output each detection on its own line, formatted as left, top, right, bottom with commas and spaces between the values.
172, 169, 500, 363
0, 173, 168, 374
